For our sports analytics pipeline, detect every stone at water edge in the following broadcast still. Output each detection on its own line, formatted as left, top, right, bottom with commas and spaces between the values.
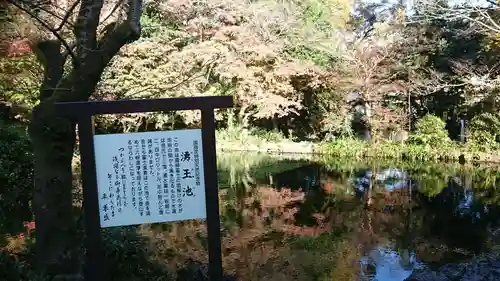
404, 265, 463, 281
404, 255, 500, 281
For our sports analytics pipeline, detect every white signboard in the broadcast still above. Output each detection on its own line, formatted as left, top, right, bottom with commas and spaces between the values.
93, 129, 206, 228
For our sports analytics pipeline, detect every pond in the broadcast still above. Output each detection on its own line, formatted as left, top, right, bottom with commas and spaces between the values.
1, 152, 500, 281
213, 153, 500, 281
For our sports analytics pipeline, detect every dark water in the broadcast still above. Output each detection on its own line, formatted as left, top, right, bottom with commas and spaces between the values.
215, 153, 500, 281
2, 152, 500, 281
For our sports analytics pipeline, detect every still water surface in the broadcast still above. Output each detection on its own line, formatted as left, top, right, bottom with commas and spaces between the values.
213, 153, 500, 281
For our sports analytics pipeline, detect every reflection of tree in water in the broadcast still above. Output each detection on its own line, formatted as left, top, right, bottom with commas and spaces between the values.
417, 173, 500, 257
218, 153, 313, 231
223, 159, 254, 229
260, 164, 420, 280
321, 164, 500, 279
150, 154, 500, 280
472, 168, 500, 206
220, 159, 364, 279
272, 164, 321, 192
218, 158, 500, 280
272, 164, 359, 228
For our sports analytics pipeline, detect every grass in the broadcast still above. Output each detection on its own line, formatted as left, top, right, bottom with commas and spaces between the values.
217, 152, 312, 187
216, 124, 500, 164
216, 125, 293, 150
320, 138, 500, 164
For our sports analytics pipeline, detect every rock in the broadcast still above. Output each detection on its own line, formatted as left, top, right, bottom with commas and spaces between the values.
405, 264, 465, 281
439, 263, 467, 280
405, 254, 500, 281
460, 258, 500, 281
176, 259, 236, 281
53, 274, 84, 281
404, 269, 450, 281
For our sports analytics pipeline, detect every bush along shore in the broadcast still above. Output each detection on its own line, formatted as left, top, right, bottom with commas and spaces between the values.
215, 115, 500, 164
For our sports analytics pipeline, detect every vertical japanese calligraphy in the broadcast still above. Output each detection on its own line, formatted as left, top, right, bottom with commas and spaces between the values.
167, 138, 175, 214
94, 129, 206, 227
141, 139, 150, 217
193, 140, 201, 187
127, 141, 136, 209
160, 138, 169, 214
154, 139, 163, 215
117, 148, 126, 213
174, 138, 182, 214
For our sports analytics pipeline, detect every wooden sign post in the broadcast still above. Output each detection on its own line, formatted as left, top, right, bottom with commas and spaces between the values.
56, 96, 233, 281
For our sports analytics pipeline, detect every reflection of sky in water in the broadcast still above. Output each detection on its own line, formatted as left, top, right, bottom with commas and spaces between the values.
456, 191, 485, 220
359, 247, 425, 281
354, 168, 408, 193
457, 192, 474, 211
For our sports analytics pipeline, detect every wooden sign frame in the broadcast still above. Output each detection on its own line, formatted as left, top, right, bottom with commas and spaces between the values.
56, 96, 233, 281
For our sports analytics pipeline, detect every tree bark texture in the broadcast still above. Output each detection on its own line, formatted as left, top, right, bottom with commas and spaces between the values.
26, 0, 143, 277
30, 103, 79, 276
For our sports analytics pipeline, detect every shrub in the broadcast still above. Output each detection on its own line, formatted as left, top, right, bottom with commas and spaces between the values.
0, 55, 41, 121
468, 131, 498, 152
468, 112, 500, 151
250, 127, 286, 142
408, 115, 451, 148
0, 121, 33, 230
102, 227, 171, 280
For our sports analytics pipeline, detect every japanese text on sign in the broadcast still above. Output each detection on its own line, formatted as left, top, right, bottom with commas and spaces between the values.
94, 129, 206, 227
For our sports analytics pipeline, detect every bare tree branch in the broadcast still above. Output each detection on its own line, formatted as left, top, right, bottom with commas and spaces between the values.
22, 2, 76, 29
95, 0, 142, 63
126, 0, 142, 35
55, 0, 80, 31
5, 0, 78, 63
99, 0, 124, 27
486, 0, 499, 7
414, 1, 500, 34
74, 0, 104, 64
49, 0, 143, 102
61, 41, 77, 61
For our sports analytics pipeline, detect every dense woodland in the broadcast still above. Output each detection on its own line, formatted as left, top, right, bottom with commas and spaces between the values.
1, 0, 500, 280
2, 0, 500, 145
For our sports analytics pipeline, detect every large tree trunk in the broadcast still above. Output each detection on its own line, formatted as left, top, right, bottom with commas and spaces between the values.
23, 0, 144, 277
29, 103, 80, 276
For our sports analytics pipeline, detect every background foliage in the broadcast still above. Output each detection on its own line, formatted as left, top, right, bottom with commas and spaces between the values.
1, 0, 499, 150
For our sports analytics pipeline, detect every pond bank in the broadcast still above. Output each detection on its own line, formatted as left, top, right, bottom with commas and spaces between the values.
216, 138, 500, 165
